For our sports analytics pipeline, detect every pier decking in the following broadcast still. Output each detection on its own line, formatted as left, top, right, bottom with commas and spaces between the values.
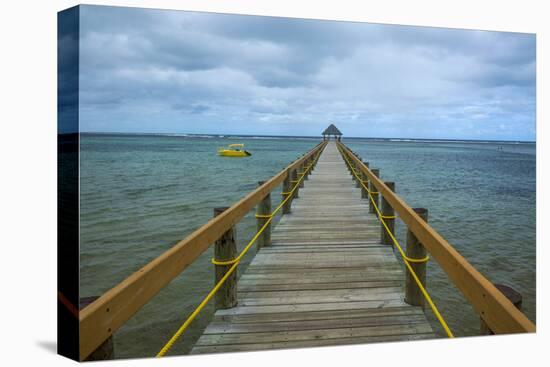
191, 142, 434, 354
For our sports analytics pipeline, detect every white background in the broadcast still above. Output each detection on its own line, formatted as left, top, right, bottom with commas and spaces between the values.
0, 0, 547, 366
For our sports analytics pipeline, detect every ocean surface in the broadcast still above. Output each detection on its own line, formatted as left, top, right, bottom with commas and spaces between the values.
79, 134, 536, 358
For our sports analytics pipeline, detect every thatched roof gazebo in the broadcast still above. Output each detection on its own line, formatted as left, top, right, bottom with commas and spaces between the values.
322, 123, 342, 141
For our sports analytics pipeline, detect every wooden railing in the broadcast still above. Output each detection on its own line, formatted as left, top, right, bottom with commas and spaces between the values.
79, 141, 328, 360
337, 141, 535, 335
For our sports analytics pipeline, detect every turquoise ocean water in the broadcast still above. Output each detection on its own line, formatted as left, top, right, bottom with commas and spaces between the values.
79, 134, 535, 358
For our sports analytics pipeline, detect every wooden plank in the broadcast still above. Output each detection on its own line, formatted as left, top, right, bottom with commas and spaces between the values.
240, 271, 403, 283
215, 300, 411, 316
190, 333, 434, 354
239, 274, 403, 285
252, 249, 396, 258
270, 240, 382, 246
248, 259, 398, 266
244, 263, 403, 272
244, 262, 397, 269
238, 287, 404, 301
270, 244, 384, 248
339, 142, 536, 334
78, 142, 327, 360
237, 280, 403, 292
203, 314, 429, 334
194, 323, 434, 346
240, 273, 402, 283
214, 305, 424, 324
257, 246, 388, 253
238, 293, 403, 307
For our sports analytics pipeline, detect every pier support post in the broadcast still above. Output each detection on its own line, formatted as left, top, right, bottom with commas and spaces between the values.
304, 157, 310, 180
369, 169, 380, 214
299, 162, 305, 188
256, 181, 272, 250
381, 182, 396, 247
480, 284, 522, 335
213, 207, 237, 310
290, 169, 299, 199
282, 170, 292, 214
80, 296, 114, 361
405, 208, 428, 309
316, 148, 321, 165
360, 161, 369, 198
343, 152, 350, 172
354, 161, 361, 188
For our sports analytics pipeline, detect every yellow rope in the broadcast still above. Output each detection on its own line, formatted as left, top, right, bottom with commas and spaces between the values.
211, 257, 239, 266
255, 214, 273, 219
157, 148, 324, 357
337, 145, 453, 338
156, 260, 239, 357
379, 215, 396, 220
404, 255, 430, 263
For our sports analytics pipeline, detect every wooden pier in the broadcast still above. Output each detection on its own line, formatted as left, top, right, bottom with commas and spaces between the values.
76, 132, 535, 361
191, 141, 433, 354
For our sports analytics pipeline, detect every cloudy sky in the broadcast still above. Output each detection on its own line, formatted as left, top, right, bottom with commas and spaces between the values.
76, 5, 536, 141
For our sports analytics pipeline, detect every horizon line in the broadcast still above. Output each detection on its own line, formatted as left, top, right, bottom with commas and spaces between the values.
71, 131, 536, 143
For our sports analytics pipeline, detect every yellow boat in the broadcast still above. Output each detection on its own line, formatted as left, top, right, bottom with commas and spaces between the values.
217, 143, 251, 157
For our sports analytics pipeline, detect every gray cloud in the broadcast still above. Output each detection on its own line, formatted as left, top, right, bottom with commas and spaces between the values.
76, 5, 536, 140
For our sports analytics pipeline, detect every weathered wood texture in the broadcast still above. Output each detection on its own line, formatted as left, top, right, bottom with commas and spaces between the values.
214, 207, 238, 310
80, 296, 114, 361
404, 208, 428, 309
256, 181, 272, 250
191, 142, 434, 354
381, 181, 396, 247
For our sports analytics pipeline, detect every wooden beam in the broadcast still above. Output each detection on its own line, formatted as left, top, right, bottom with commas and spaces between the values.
213, 207, 238, 310
337, 142, 535, 335
79, 141, 327, 360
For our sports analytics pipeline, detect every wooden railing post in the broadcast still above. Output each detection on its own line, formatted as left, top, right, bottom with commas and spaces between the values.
299, 162, 305, 188
304, 157, 310, 180
342, 149, 350, 171
381, 182, 396, 247
213, 207, 237, 310
282, 170, 292, 214
405, 208, 428, 309
360, 161, 369, 198
369, 169, 380, 213
290, 169, 299, 199
480, 284, 522, 335
80, 296, 114, 361
354, 161, 361, 188
256, 181, 272, 250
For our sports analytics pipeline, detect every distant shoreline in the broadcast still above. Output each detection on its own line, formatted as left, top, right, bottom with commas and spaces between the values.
74, 131, 535, 145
